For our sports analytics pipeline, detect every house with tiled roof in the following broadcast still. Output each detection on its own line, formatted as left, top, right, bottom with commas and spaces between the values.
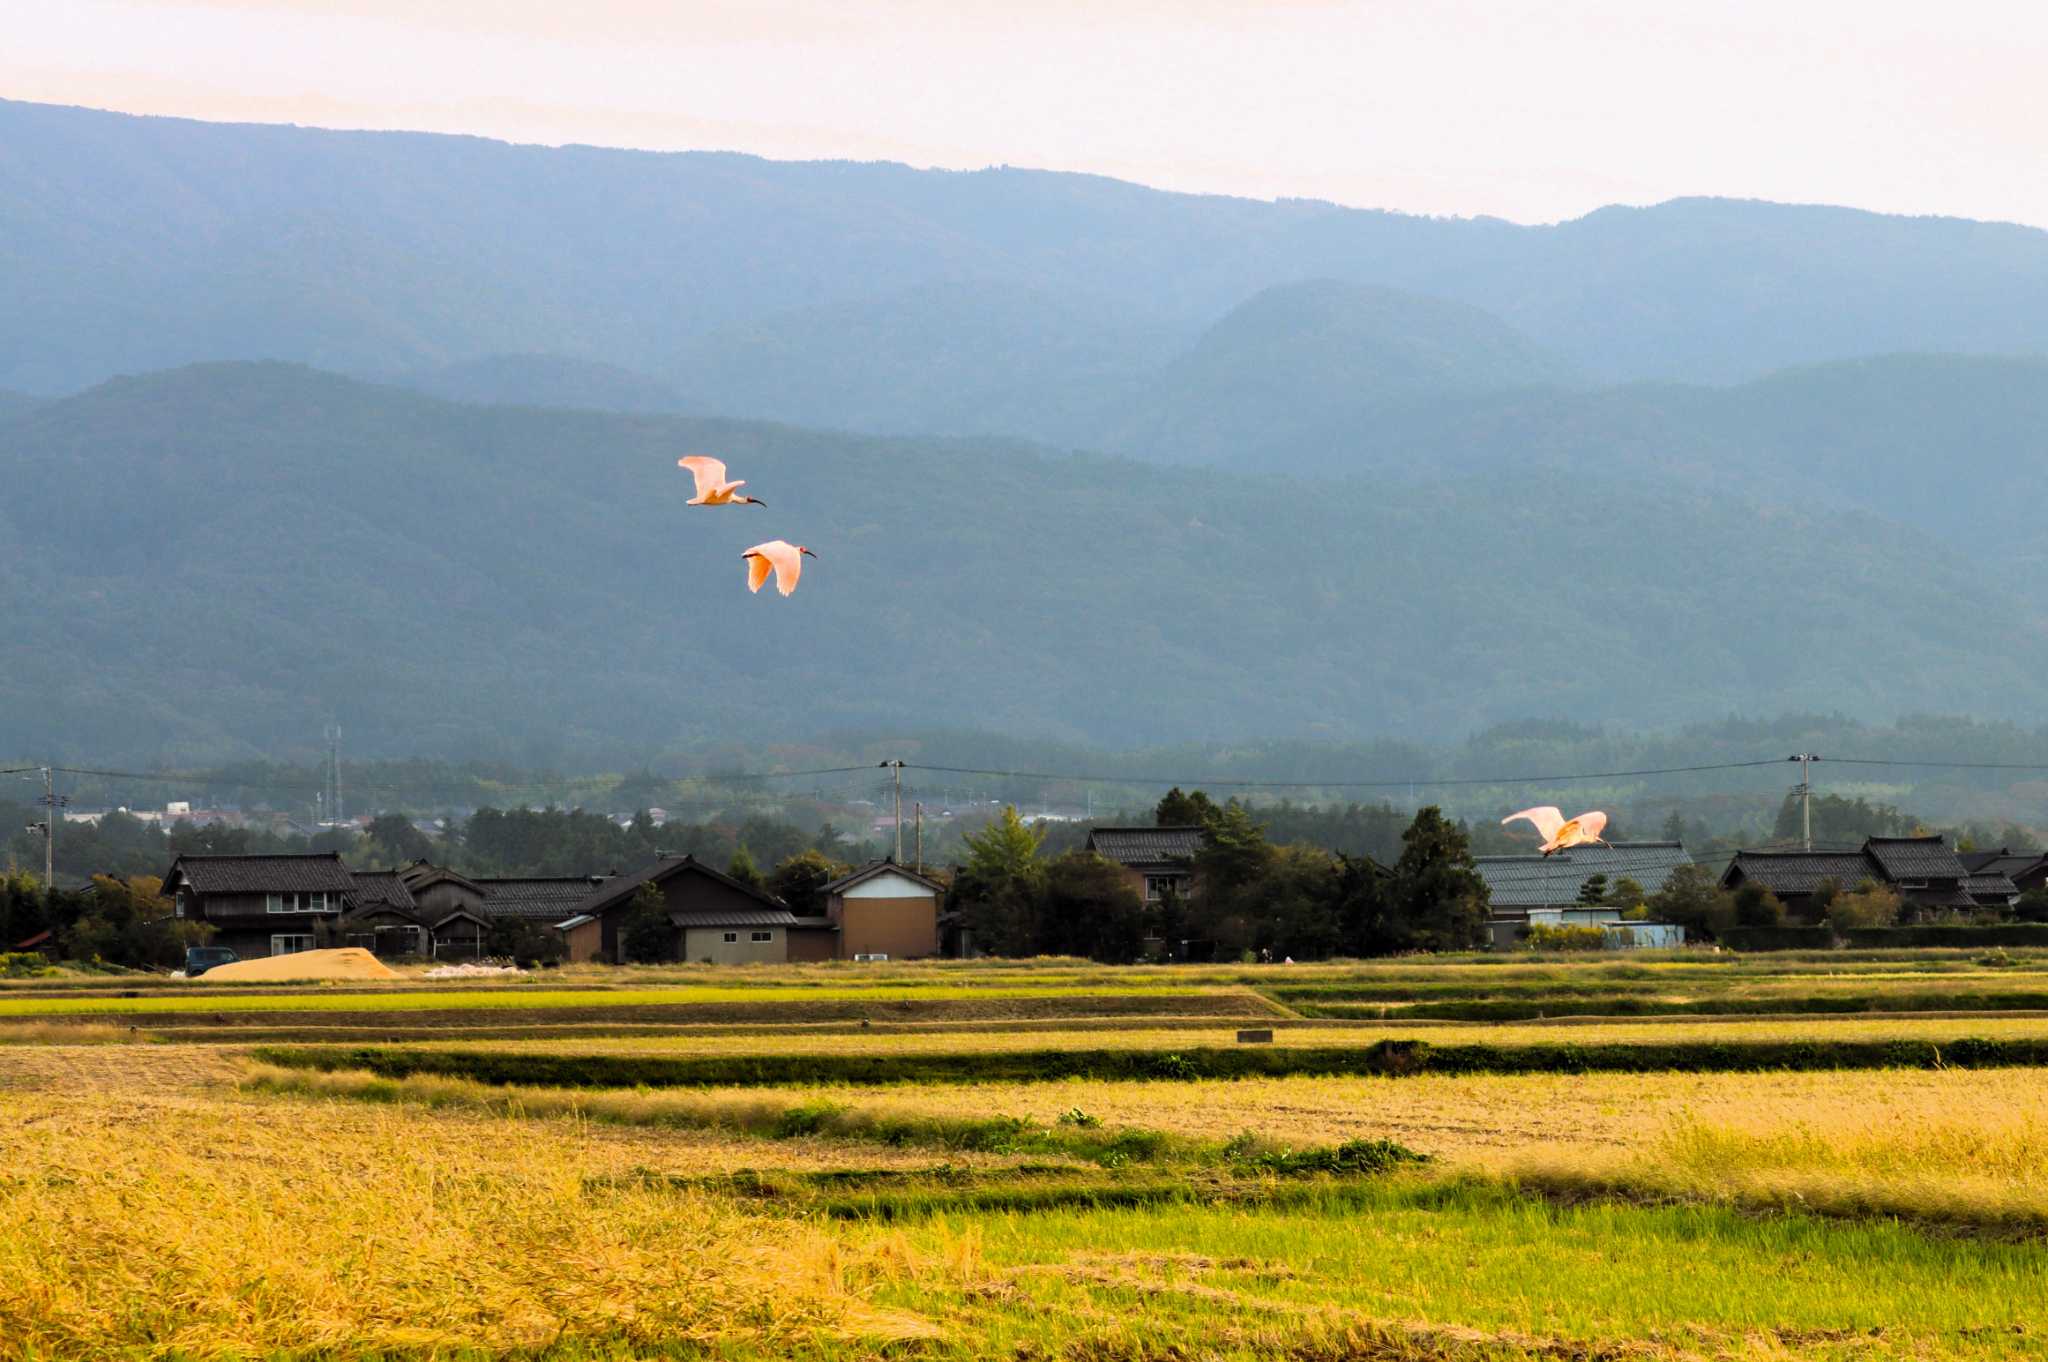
162, 852, 357, 960
1961, 850, 2048, 900
1084, 826, 1203, 904
1474, 842, 1694, 950
554, 853, 832, 964
1720, 835, 2017, 918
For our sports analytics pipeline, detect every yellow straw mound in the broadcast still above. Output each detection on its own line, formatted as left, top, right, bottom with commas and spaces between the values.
199, 947, 398, 982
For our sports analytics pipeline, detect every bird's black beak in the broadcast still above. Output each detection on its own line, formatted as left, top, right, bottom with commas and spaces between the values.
747, 498, 767, 507
801, 547, 818, 558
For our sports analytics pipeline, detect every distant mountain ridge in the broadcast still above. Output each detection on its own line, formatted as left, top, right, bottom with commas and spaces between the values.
6, 98, 2048, 402
2, 363, 2042, 764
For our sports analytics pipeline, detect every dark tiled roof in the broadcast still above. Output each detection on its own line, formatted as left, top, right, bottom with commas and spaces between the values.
1964, 873, 2022, 903
1960, 851, 2048, 881
167, 853, 356, 896
1722, 851, 1877, 896
1864, 836, 1967, 883
349, 870, 419, 913
1085, 826, 1203, 867
673, 908, 801, 929
398, 861, 485, 894
476, 877, 607, 921
820, 860, 944, 895
564, 853, 786, 919
1475, 842, 1695, 908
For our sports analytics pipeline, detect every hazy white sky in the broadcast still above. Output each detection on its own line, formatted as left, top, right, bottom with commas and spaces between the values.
6, 0, 2046, 227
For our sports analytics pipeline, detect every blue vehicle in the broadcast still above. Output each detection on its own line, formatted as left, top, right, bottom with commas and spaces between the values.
184, 945, 239, 977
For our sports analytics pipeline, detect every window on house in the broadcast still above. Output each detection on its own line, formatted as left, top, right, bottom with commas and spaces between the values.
751, 930, 774, 942
270, 934, 315, 955
174, 891, 187, 919
722, 932, 738, 943
266, 891, 332, 913
1144, 875, 1180, 903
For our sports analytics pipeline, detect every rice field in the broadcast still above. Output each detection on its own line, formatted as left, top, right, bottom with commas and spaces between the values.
10, 957, 2048, 1358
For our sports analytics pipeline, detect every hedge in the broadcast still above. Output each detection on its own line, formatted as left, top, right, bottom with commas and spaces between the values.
1844, 924, 2048, 948
1716, 926, 1838, 952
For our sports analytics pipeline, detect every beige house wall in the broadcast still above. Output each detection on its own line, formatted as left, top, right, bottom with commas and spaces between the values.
683, 925, 785, 965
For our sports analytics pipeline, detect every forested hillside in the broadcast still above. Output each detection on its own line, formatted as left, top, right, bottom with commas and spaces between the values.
3, 363, 2043, 765
7, 99, 2048, 400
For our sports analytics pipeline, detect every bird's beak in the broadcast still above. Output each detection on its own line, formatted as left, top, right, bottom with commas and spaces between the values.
801, 547, 818, 558
748, 498, 767, 507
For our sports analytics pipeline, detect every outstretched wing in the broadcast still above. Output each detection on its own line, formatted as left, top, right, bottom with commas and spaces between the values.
1571, 810, 1609, 842
678, 455, 727, 500
763, 541, 804, 596
1502, 806, 1565, 841
743, 551, 774, 593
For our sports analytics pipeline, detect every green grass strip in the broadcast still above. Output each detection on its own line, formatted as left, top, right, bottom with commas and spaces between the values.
257, 1034, 2048, 1087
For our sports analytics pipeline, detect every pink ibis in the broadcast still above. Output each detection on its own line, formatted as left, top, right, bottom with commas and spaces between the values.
677, 455, 766, 507
741, 540, 816, 596
1502, 806, 1610, 857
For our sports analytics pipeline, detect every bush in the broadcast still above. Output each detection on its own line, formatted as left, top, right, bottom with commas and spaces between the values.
1843, 924, 2048, 948
1522, 924, 1610, 951
1732, 883, 1786, 928
1825, 879, 1902, 931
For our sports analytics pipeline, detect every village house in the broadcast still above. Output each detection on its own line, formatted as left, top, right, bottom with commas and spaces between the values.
161, 852, 359, 960
1719, 835, 2020, 918
818, 860, 944, 960
1473, 842, 1694, 950
1083, 826, 1202, 905
551, 853, 834, 964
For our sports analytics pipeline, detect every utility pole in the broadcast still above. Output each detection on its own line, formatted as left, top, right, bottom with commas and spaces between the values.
1787, 754, 1821, 851
40, 766, 54, 907
326, 723, 344, 826
914, 801, 923, 875
879, 759, 904, 863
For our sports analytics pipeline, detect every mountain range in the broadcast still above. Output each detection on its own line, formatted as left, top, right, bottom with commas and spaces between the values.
3, 100, 2046, 766
3, 362, 2045, 765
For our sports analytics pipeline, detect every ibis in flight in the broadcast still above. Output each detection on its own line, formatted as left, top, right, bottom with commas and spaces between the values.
741, 540, 816, 597
1502, 806, 1610, 857
677, 456, 766, 507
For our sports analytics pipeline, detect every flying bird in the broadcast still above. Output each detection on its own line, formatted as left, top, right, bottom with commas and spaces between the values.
1501, 806, 1610, 857
677, 455, 765, 507
741, 540, 816, 597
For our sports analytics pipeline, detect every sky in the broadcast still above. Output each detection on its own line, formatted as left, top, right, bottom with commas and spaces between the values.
5, 0, 2047, 228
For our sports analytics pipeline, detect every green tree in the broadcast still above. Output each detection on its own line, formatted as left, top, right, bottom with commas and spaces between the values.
2017, 887, 2048, 924
1732, 882, 1786, 928
1338, 807, 1488, 956
766, 850, 845, 916
1644, 863, 1735, 939
1575, 873, 1610, 906
963, 806, 1045, 884
1194, 802, 1272, 895
619, 881, 673, 963
1155, 787, 1217, 828
364, 813, 433, 863
1604, 876, 1646, 910
1037, 851, 1147, 962
726, 846, 765, 890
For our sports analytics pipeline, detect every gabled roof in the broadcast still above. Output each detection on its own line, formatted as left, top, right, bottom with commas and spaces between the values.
1721, 850, 1876, 896
165, 853, 356, 896
396, 860, 485, 895
563, 853, 786, 920
1960, 850, 2048, 881
475, 876, 608, 920
1864, 836, 1967, 883
1475, 842, 1694, 909
1084, 826, 1204, 867
820, 859, 945, 895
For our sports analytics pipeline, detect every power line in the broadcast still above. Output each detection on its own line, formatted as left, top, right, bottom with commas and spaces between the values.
1823, 757, 2048, 772
900, 757, 1791, 790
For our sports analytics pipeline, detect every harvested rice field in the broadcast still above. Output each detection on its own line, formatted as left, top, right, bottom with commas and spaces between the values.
10, 957, 2048, 1359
